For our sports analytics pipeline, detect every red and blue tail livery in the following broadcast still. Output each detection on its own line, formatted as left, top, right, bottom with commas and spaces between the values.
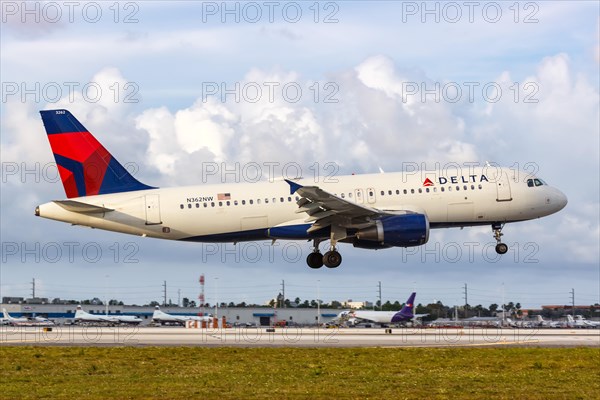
40, 110, 153, 198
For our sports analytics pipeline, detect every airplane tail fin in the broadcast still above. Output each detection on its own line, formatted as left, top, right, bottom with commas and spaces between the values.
39, 110, 154, 198
74, 305, 85, 317
397, 292, 416, 318
2, 308, 10, 320
391, 292, 416, 323
566, 315, 574, 322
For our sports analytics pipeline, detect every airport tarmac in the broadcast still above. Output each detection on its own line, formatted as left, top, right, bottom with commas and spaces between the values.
1, 326, 599, 347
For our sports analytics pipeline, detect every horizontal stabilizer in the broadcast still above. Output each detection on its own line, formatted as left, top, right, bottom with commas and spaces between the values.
54, 200, 113, 214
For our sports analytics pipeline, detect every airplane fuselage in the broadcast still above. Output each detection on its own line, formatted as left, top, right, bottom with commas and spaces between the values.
37, 167, 567, 245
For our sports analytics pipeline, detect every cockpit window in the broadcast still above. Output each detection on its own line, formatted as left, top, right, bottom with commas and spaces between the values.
527, 178, 546, 187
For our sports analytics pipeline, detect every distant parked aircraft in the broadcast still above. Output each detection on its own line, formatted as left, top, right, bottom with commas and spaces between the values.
567, 315, 600, 328
74, 305, 142, 325
152, 306, 213, 326
533, 315, 562, 328
2, 308, 54, 326
337, 292, 427, 327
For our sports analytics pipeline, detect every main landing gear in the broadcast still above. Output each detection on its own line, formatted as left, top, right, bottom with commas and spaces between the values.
492, 223, 508, 255
306, 239, 342, 269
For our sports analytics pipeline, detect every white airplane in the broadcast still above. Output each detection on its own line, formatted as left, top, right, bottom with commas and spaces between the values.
533, 315, 561, 328
74, 305, 142, 325
2, 308, 28, 325
35, 110, 568, 268
2, 308, 55, 326
534, 315, 560, 328
567, 315, 600, 328
338, 292, 426, 326
152, 306, 213, 326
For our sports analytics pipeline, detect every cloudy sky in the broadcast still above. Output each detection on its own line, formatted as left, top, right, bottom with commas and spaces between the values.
1, 1, 598, 309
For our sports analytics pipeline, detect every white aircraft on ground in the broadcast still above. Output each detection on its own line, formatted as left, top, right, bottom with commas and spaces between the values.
152, 306, 213, 326
74, 305, 142, 325
35, 110, 568, 268
533, 315, 562, 328
567, 315, 600, 328
337, 292, 427, 326
2, 308, 55, 326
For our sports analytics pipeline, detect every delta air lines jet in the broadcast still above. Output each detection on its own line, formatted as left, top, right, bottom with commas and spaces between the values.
35, 110, 568, 268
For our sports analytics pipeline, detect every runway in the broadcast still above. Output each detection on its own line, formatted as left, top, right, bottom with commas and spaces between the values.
1, 326, 599, 347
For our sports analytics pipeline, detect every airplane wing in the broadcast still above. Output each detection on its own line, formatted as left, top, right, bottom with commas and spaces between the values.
285, 180, 391, 233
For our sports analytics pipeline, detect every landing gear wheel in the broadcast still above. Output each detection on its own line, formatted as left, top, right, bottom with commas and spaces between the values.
491, 223, 507, 255
307, 252, 324, 269
323, 250, 342, 268
495, 243, 508, 255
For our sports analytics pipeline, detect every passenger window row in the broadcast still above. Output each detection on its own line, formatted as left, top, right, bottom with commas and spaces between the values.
335, 184, 484, 199
378, 184, 483, 196
180, 196, 300, 209
179, 183, 485, 210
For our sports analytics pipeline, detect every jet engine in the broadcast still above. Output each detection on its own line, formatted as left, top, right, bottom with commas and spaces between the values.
355, 214, 429, 247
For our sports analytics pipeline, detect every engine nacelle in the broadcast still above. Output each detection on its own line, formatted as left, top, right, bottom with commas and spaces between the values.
355, 214, 429, 247
352, 240, 392, 250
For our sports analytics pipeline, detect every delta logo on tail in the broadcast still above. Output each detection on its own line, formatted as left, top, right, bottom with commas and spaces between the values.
40, 110, 153, 198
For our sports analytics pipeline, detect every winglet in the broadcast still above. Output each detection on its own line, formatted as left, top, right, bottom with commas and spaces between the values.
284, 179, 303, 195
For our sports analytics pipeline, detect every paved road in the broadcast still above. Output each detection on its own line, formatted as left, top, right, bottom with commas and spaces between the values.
2, 326, 599, 347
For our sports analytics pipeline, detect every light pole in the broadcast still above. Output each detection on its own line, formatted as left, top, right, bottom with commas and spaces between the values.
501, 282, 506, 326
105, 275, 109, 316
215, 277, 219, 319
317, 279, 321, 327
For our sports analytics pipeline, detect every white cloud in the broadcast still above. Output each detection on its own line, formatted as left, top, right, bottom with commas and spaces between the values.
174, 99, 237, 159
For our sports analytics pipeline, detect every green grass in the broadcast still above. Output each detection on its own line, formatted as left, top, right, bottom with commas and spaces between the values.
1, 347, 598, 399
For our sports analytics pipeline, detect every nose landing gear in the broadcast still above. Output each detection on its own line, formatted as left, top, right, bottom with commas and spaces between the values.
492, 223, 508, 254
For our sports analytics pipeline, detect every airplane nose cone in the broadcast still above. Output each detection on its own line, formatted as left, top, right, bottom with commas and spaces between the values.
556, 190, 568, 211
548, 188, 568, 213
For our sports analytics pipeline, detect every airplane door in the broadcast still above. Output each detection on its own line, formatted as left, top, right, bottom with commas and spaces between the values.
354, 189, 364, 204
367, 188, 376, 204
144, 194, 162, 225
496, 172, 512, 202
